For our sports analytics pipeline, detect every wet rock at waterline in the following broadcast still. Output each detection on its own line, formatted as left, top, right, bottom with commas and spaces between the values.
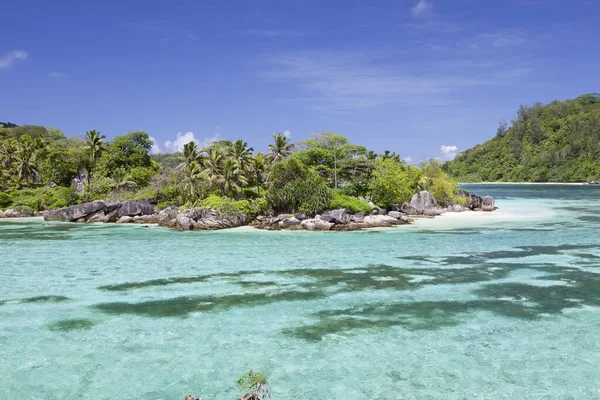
44, 200, 157, 223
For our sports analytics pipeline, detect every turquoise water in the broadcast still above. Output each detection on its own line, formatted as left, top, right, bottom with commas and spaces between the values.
1, 184, 600, 399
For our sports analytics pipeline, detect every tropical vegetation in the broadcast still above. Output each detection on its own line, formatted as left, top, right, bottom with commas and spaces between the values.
445, 93, 600, 182
0, 123, 462, 214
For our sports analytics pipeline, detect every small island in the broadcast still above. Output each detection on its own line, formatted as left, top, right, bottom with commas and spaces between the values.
0, 127, 495, 230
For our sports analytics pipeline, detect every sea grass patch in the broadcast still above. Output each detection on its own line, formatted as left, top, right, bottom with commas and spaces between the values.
47, 318, 96, 332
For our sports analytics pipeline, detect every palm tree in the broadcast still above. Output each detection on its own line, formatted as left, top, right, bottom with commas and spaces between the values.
85, 130, 105, 189
222, 158, 248, 198
229, 139, 254, 176
203, 144, 225, 191
179, 141, 201, 170
0, 139, 17, 179
108, 167, 137, 193
267, 133, 294, 162
182, 161, 205, 203
381, 150, 400, 162
13, 138, 39, 186
251, 152, 267, 194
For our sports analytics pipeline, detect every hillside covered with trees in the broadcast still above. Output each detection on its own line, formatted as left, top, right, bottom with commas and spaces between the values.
445, 94, 600, 182
0, 122, 463, 216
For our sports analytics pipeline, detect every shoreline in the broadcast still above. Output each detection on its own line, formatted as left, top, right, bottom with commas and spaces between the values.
458, 182, 588, 185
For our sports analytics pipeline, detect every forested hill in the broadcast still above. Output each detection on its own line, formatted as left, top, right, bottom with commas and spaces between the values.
445, 94, 600, 182
0, 122, 18, 128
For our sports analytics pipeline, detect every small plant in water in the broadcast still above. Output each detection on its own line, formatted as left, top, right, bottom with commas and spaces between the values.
237, 368, 271, 400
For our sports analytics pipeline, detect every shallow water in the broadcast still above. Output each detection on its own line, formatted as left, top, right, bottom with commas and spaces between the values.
1, 184, 600, 399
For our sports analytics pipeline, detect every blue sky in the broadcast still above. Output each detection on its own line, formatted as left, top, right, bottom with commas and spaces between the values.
1, 0, 598, 162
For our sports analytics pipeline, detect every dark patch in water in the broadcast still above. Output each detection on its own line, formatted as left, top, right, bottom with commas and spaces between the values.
399, 244, 599, 266
19, 295, 70, 303
236, 280, 281, 290
283, 299, 538, 341
284, 263, 600, 341
415, 229, 483, 236
556, 206, 599, 213
47, 318, 96, 332
577, 215, 600, 223
93, 290, 327, 318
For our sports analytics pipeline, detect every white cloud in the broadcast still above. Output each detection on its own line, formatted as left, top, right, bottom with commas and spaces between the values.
0, 50, 28, 69
470, 30, 527, 49
440, 145, 458, 161
163, 132, 199, 153
403, 156, 413, 165
411, 0, 432, 17
149, 132, 225, 154
264, 51, 511, 112
49, 71, 67, 78
202, 133, 220, 147
149, 136, 162, 154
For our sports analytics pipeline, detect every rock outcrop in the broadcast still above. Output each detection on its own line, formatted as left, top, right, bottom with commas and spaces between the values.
301, 218, 333, 231
44, 200, 157, 223
0, 208, 39, 218
482, 195, 495, 211
320, 208, 350, 224
468, 195, 483, 210
400, 190, 444, 216
167, 208, 249, 231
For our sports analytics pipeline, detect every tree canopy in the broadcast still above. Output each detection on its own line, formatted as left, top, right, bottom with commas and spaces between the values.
445, 94, 600, 182
0, 124, 464, 214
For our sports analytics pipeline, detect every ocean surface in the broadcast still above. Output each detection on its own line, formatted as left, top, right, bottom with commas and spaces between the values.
1, 184, 600, 399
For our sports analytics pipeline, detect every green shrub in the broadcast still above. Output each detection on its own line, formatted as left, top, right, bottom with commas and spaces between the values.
419, 160, 462, 206
10, 186, 78, 210
265, 155, 332, 215
329, 191, 371, 213
0, 192, 12, 208
370, 159, 420, 208
200, 194, 252, 217
249, 197, 271, 217
126, 186, 159, 201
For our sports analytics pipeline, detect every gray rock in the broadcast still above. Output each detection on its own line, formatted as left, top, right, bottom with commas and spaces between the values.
116, 216, 133, 224
192, 209, 248, 230
87, 211, 108, 223
482, 196, 495, 211
368, 202, 387, 215
118, 200, 155, 217
400, 203, 419, 215
279, 217, 302, 228
468, 195, 483, 210
175, 215, 193, 230
350, 212, 365, 223
72, 178, 85, 196
387, 211, 403, 219
457, 189, 470, 199
44, 200, 106, 222
320, 208, 350, 224
106, 209, 120, 223
301, 218, 333, 231
363, 214, 405, 227
133, 214, 159, 224
447, 204, 468, 212
158, 207, 178, 224
410, 191, 438, 211
294, 212, 307, 220
423, 207, 445, 216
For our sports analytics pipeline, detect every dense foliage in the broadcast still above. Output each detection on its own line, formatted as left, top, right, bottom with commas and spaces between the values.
1, 121, 462, 214
446, 93, 600, 182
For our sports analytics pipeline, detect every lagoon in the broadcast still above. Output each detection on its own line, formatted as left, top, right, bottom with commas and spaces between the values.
1, 184, 600, 399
